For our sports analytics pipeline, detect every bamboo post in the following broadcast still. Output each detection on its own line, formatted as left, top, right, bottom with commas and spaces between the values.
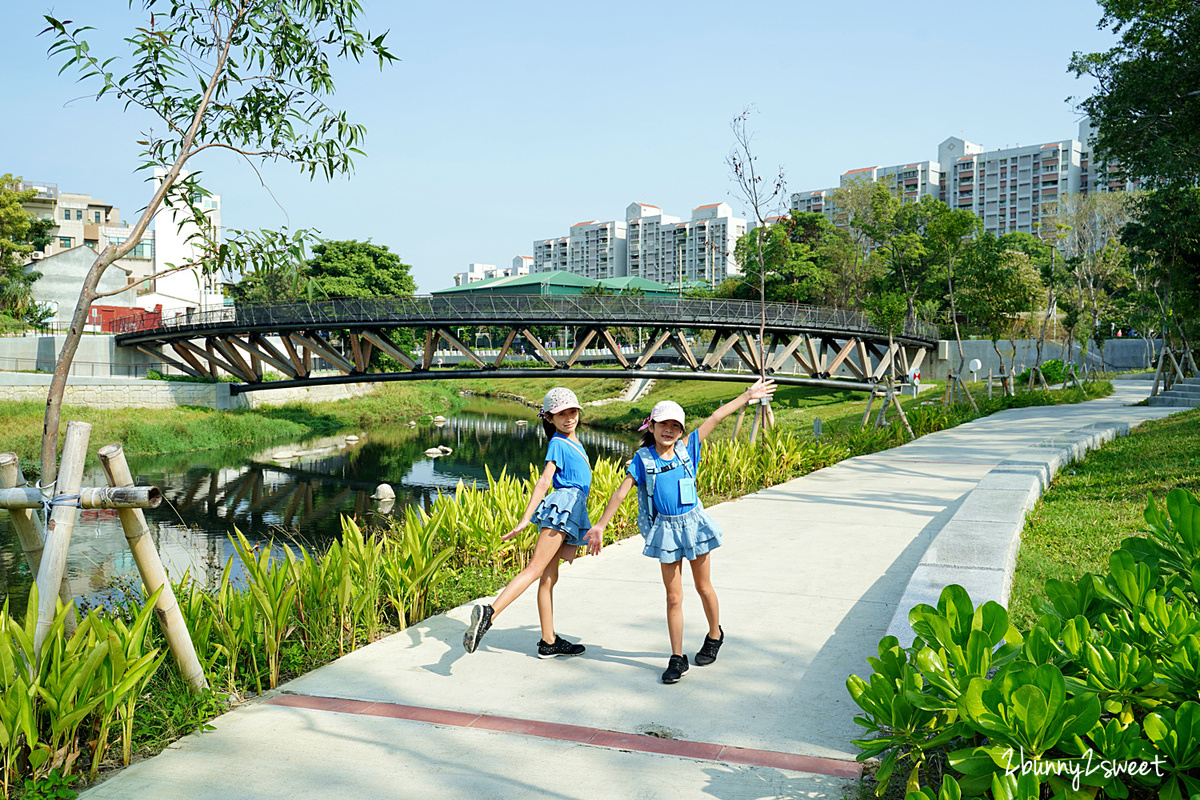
861, 389, 877, 426
987, 369, 993, 400
748, 401, 762, 445
732, 405, 746, 440
33, 421, 89, 662
889, 379, 915, 440
0, 454, 77, 633
1147, 347, 1166, 398
98, 444, 208, 691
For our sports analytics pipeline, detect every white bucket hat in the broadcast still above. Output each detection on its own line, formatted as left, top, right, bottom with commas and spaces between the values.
542, 387, 582, 416
639, 400, 686, 430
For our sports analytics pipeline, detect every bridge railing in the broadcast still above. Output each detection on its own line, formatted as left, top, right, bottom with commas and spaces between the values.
115, 295, 938, 342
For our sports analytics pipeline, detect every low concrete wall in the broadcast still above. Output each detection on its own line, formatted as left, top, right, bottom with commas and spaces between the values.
0, 373, 376, 410
0, 333, 157, 378
884, 420, 1131, 646
921, 338, 1160, 381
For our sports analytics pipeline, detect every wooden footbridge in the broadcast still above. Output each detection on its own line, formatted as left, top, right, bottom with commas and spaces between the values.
114, 295, 938, 394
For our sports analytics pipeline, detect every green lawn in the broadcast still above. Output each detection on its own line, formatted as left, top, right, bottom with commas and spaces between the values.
1007, 406, 1200, 630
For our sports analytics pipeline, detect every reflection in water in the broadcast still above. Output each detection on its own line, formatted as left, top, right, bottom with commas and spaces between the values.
0, 397, 636, 607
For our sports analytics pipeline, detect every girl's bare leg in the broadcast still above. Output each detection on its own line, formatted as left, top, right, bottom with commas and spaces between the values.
491, 528, 566, 617
688, 552, 721, 639
536, 541, 578, 642
660, 560, 685, 656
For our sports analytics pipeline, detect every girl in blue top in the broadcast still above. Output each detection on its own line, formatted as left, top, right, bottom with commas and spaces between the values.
463, 387, 602, 658
588, 379, 776, 684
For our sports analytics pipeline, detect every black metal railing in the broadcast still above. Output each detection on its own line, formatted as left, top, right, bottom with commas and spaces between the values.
115, 294, 938, 344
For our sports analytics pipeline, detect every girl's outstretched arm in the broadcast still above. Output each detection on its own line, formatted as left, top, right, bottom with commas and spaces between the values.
585, 474, 636, 553
504, 461, 557, 540
695, 378, 777, 442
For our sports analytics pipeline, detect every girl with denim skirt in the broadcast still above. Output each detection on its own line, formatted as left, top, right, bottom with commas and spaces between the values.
587, 379, 776, 683
463, 387, 602, 658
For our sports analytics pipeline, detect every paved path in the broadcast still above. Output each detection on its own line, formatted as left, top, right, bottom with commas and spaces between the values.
81, 382, 1184, 799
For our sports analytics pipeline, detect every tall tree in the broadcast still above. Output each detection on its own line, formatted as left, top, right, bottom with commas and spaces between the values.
1122, 187, 1200, 347
960, 233, 1044, 385
1069, 0, 1200, 187
927, 205, 982, 408
828, 178, 886, 310
38, 1, 396, 485
0, 175, 41, 322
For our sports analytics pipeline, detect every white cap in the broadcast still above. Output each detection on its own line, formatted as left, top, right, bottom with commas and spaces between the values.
542, 387, 581, 415
647, 400, 686, 427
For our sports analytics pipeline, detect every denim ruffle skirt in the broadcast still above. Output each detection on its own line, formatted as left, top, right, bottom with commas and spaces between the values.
530, 486, 591, 546
642, 505, 723, 563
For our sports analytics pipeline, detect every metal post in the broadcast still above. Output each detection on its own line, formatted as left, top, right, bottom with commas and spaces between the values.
99, 444, 208, 691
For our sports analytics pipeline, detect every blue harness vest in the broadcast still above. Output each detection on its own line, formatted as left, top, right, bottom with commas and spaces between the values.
634, 443, 696, 533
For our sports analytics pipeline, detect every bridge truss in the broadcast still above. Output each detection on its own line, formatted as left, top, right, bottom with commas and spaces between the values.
114, 295, 938, 394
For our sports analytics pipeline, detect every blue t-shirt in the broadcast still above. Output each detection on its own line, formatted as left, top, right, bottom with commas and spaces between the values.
627, 431, 702, 516
546, 434, 591, 492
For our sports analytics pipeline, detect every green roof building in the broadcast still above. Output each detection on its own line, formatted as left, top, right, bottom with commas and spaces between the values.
432, 270, 599, 296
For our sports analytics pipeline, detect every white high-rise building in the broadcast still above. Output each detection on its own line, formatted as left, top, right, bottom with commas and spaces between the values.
789, 121, 1124, 238
533, 236, 568, 272
534, 201, 747, 286
568, 219, 628, 279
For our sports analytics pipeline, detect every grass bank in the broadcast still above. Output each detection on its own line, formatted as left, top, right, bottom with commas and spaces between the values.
1007, 404, 1200, 630
0, 382, 465, 473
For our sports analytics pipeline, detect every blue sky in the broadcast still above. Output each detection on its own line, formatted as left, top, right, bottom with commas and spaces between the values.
2, 1, 1117, 293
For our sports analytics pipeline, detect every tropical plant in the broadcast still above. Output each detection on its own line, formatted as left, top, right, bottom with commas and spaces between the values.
848, 488, 1200, 799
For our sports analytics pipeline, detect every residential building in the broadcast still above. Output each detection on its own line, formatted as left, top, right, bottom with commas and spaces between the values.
141, 167, 224, 313
534, 201, 745, 286
453, 258, 532, 286
27, 245, 137, 325
533, 236, 569, 273
16, 180, 154, 293
788, 119, 1129, 238
568, 219, 628, 280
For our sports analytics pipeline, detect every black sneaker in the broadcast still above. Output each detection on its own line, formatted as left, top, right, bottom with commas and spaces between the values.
694, 627, 724, 666
661, 654, 689, 684
537, 635, 585, 659
463, 604, 494, 653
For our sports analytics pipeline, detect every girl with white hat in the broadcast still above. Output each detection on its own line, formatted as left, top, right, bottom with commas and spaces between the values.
463, 387, 602, 658
587, 378, 776, 683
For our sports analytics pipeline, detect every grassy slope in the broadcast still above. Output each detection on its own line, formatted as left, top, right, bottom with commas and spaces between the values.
1008, 406, 1200, 630
0, 383, 465, 470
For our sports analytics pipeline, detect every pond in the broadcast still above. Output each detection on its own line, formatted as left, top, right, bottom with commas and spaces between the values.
0, 396, 637, 608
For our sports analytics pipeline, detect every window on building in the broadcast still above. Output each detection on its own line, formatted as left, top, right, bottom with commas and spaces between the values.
94, 211, 101, 223
76, 210, 83, 220
59, 237, 72, 248
62, 209, 70, 220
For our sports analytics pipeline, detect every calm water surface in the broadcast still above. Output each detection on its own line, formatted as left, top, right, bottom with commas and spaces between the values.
0, 397, 635, 607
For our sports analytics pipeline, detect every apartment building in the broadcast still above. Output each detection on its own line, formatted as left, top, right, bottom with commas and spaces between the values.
453, 257, 531, 286
17, 180, 155, 299
568, 219, 628, 280
533, 236, 569, 273
17, 173, 224, 316
534, 201, 745, 286
789, 120, 1130, 237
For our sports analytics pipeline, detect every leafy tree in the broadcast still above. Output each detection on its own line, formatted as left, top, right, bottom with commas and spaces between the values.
729, 212, 846, 305
306, 240, 416, 299
960, 233, 1044, 384
37, 1, 396, 485
828, 178, 886, 310
1069, 0, 1200, 187
927, 206, 982, 409
0, 175, 41, 322
1122, 187, 1200, 346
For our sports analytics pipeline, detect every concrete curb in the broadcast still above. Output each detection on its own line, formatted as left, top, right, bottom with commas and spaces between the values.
884, 420, 1132, 646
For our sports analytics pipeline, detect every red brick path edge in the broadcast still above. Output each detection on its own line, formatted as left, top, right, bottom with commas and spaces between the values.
265, 693, 862, 780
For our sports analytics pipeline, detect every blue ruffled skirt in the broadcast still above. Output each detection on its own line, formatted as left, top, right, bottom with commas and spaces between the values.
530, 487, 591, 547
642, 505, 723, 563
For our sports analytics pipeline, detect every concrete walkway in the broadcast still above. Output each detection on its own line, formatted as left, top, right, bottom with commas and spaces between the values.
80, 381, 1184, 800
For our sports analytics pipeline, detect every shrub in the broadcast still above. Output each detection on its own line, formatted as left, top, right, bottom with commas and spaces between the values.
848, 488, 1200, 799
